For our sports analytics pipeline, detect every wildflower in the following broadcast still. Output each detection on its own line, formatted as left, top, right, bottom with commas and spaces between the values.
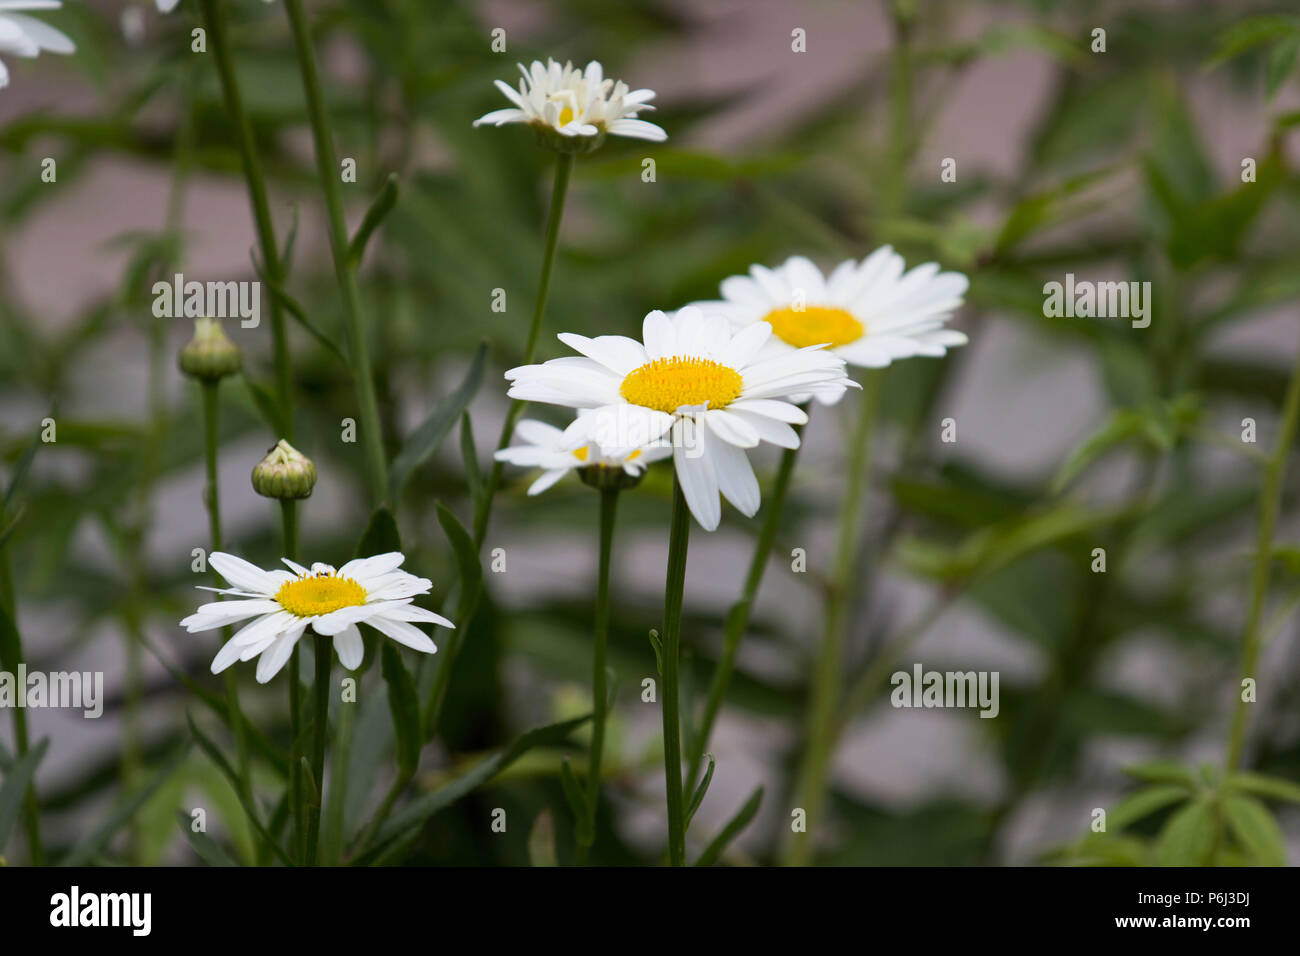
691, 248, 969, 402
495, 417, 671, 494
474, 58, 666, 152
505, 308, 855, 530
0, 1, 75, 90
180, 552, 453, 683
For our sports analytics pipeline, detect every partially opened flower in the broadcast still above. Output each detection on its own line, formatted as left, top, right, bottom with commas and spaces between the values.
690, 248, 969, 402
0, 1, 75, 90
505, 307, 855, 530
180, 552, 453, 683
473, 58, 666, 151
496, 417, 671, 495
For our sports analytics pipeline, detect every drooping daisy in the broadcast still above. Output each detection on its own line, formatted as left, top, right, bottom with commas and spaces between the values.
473, 58, 666, 146
504, 308, 856, 530
0, 1, 75, 90
496, 417, 671, 495
180, 552, 453, 684
690, 248, 969, 402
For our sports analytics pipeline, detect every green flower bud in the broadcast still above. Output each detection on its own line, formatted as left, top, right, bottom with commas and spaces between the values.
578, 462, 644, 492
252, 440, 317, 500
178, 318, 242, 383
532, 123, 606, 155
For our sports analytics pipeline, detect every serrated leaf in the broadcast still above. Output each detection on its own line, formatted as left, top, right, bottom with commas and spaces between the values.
1222, 795, 1285, 865
694, 786, 762, 867
389, 343, 487, 500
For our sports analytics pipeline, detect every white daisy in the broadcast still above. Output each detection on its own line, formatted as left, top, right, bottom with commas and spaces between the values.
180, 551, 454, 684
504, 307, 856, 531
495, 417, 672, 495
0, 1, 75, 91
473, 58, 666, 144
690, 248, 969, 403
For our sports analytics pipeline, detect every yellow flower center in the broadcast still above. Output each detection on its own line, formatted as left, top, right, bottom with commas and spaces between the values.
764, 306, 864, 349
572, 446, 590, 461
619, 357, 744, 414
275, 574, 367, 618
558, 106, 575, 126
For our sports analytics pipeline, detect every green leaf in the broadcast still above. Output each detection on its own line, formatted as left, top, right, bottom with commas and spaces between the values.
1123, 760, 1197, 787
0, 737, 47, 854
174, 810, 239, 867
460, 413, 483, 511
1154, 798, 1215, 866
3, 427, 40, 511
388, 343, 488, 500
1225, 772, 1300, 804
1108, 784, 1190, 832
60, 744, 191, 866
355, 506, 402, 558
382, 643, 422, 778
1222, 795, 1286, 865
436, 501, 482, 605
685, 754, 715, 827
348, 173, 399, 267
1051, 411, 1145, 494
187, 713, 294, 867
1209, 15, 1300, 66
557, 756, 590, 839
360, 714, 591, 861
694, 786, 763, 867
1267, 34, 1300, 96
647, 629, 663, 674
245, 378, 288, 437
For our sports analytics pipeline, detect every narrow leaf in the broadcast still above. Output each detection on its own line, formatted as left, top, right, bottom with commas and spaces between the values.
389, 343, 488, 499
174, 810, 239, 867
0, 737, 47, 853
1154, 798, 1214, 866
694, 786, 763, 867
382, 643, 422, 778
1223, 795, 1286, 865
685, 754, 715, 827
348, 173, 399, 267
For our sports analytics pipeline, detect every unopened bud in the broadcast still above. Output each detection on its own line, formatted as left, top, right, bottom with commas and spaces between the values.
179, 318, 242, 383
252, 440, 317, 500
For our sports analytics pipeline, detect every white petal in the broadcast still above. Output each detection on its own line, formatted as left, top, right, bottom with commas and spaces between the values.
672, 421, 720, 531
710, 437, 760, 517
366, 615, 438, 654
334, 625, 364, 670
255, 627, 304, 684
209, 552, 279, 595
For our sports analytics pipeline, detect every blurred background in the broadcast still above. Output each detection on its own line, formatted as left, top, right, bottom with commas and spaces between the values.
1, 0, 1299, 865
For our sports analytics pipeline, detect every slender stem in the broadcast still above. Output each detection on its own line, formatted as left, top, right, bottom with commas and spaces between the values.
280, 500, 303, 861
0, 552, 42, 864
423, 152, 575, 744
576, 486, 620, 865
196, 0, 293, 436
660, 475, 692, 866
474, 151, 575, 546
787, 373, 880, 866
306, 633, 330, 864
282, 0, 387, 502
686, 424, 806, 791
201, 383, 255, 821
1225, 340, 1300, 771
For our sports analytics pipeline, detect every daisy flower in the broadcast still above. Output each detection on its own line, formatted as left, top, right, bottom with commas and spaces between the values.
0, 1, 75, 90
473, 58, 666, 147
690, 248, 969, 402
180, 551, 453, 684
504, 307, 856, 530
495, 417, 671, 495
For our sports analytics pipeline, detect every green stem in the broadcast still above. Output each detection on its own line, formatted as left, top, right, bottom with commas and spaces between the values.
787, 373, 880, 866
201, 383, 255, 828
685, 424, 806, 791
306, 633, 330, 864
280, 500, 303, 861
196, 0, 293, 437
474, 151, 575, 546
660, 474, 692, 866
0, 552, 42, 864
576, 486, 619, 865
1225, 343, 1300, 771
282, 0, 387, 503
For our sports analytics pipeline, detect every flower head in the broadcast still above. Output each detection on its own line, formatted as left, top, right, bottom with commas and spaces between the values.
180, 551, 453, 683
504, 307, 856, 530
473, 58, 666, 152
689, 248, 969, 403
496, 418, 671, 495
178, 318, 242, 383
252, 440, 317, 500
0, 1, 75, 91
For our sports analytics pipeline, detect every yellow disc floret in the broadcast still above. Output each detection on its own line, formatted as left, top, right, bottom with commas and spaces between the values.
619, 357, 744, 414
275, 574, 367, 618
764, 306, 864, 349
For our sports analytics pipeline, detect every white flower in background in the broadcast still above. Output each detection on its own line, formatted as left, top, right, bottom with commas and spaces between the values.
505, 308, 856, 530
0, 1, 75, 90
496, 418, 671, 495
473, 58, 666, 144
180, 552, 453, 684
690, 248, 969, 402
